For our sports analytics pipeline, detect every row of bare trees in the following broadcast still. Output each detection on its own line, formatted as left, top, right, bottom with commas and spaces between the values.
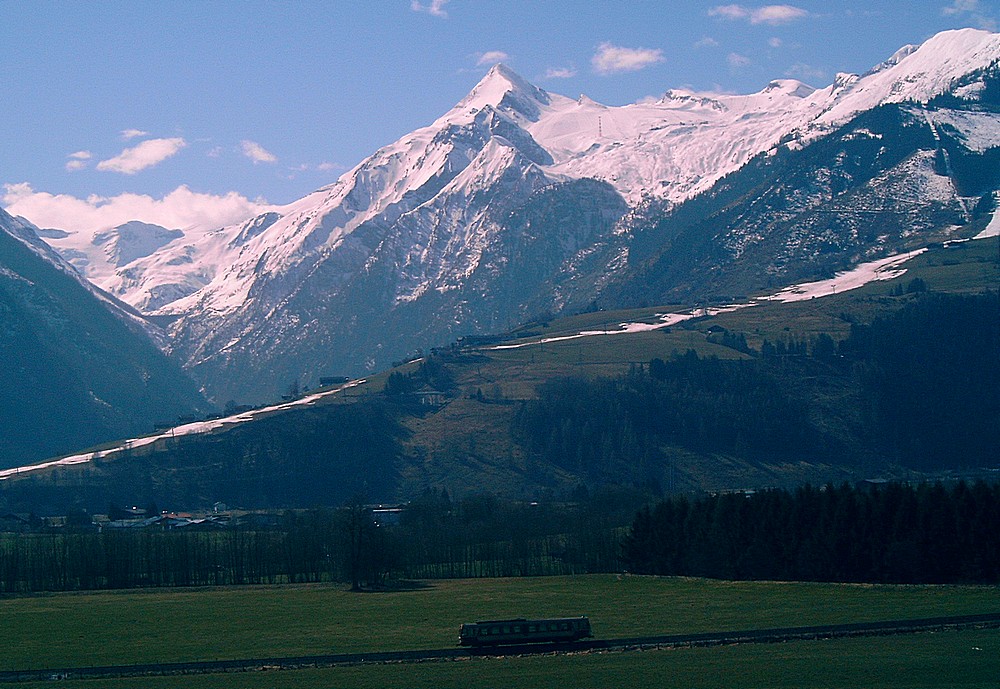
0, 492, 634, 593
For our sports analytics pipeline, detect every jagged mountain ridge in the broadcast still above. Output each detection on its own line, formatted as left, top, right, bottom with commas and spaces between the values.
582, 103, 989, 309
0, 209, 210, 468
29, 28, 1000, 402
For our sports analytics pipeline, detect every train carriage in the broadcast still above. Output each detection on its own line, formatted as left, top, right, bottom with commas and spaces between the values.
459, 616, 592, 646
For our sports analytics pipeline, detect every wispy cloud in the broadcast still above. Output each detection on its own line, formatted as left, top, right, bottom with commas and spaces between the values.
3, 182, 274, 234
592, 42, 665, 75
65, 150, 92, 172
120, 128, 149, 140
476, 50, 510, 66
241, 140, 278, 164
728, 52, 751, 69
96, 138, 187, 175
695, 36, 720, 48
785, 62, 827, 83
411, 0, 449, 18
709, 4, 810, 25
942, 0, 998, 30
710, 4, 751, 20
544, 66, 577, 79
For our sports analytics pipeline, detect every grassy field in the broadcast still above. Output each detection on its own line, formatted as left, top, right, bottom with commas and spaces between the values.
1, 575, 997, 683
9, 628, 997, 689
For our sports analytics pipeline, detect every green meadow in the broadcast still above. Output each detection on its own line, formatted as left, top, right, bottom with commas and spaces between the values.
11, 629, 995, 689
1, 575, 997, 687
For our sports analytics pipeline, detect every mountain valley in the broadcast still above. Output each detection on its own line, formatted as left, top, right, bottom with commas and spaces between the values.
2, 29, 1000, 506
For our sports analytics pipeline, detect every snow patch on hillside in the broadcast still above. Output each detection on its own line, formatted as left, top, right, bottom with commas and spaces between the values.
491, 249, 928, 352
0, 379, 365, 482
761, 250, 927, 303
931, 110, 1000, 152
978, 202, 1000, 238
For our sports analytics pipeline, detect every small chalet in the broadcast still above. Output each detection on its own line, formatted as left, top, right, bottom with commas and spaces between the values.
411, 387, 446, 406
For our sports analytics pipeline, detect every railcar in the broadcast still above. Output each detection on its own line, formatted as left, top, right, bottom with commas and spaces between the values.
458, 616, 592, 646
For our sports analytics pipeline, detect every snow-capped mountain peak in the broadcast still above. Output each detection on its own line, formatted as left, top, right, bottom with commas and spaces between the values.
20, 29, 1000, 402
865, 43, 919, 77
818, 28, 1000, 126
763, 79, 817, 99
455, 63, 551, 122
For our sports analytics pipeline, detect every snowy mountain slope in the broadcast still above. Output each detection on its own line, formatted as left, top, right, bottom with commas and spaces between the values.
23, 28, 1000, 403
585, 101, 991, 309
38, 30, 1000, 317
0, 209, 209, 468
35, 29, 1000, 313
525, 29, 1000, 205
814, 29, 1000, 127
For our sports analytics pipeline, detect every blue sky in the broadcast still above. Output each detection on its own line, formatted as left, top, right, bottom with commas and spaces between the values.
2, 0, 997, 231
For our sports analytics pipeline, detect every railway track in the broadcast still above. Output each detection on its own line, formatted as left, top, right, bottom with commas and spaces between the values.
2, 612, 998, 683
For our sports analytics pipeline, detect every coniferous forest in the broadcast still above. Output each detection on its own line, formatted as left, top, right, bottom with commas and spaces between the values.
513, 292, 1000, 480
623, 480, 1000, 584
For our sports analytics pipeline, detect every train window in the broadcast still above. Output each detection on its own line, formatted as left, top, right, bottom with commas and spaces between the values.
560, 622, 569, 631
502, 626, 511, 634
528, 624, 538, 633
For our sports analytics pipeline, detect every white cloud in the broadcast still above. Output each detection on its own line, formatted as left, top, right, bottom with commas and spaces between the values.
241, 140, 278, 164
709, 4, 809, 25
96, 138, 187, 174
752, 5, 808, 24
544, 67, 577, 79
695, 36, 721, 48
942, 0, 998, 30
65, 151, 92, 172
476, 50, 510, 66
120, 128, 149, 140
3, 182, 274, 234
728, 52, 751, 68
769, 37, 783, 48
411, 0, 449, 17
592, 42, 665, 75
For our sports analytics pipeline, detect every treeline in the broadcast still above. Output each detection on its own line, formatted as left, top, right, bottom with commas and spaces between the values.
512, 291, 999, 480
623, 481, 1000, 584
0, 491, 632, 593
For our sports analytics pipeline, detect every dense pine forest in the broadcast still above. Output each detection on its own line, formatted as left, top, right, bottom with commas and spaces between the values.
513, 291, 1000, 480
623, 480, 1000, 584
